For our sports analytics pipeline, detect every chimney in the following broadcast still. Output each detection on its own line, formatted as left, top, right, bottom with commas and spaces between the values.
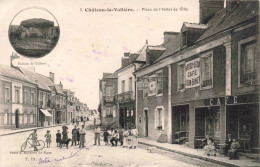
200, 0, 224, 24
163, 32, 179, 44
49, 72, 54, 82
10, 52, 20, 68
121, 52, 130, 67
59, 81, 63, 89
226, 0, 239, 13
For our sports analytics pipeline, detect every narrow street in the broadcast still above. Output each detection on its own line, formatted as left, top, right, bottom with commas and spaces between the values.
0, 120, 225, 167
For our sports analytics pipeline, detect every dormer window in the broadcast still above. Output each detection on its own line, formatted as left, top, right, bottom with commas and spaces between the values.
182, 31, 187, 47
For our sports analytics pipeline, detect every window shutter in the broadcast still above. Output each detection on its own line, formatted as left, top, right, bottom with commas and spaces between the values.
162, 108, 165, 130
102, 109, 106, 118
154, 109, 157, 129
113, 110, 116, 117
4, 113, 7, 124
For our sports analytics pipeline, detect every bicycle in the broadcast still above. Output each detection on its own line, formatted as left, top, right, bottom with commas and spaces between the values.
21, 137, 45, 151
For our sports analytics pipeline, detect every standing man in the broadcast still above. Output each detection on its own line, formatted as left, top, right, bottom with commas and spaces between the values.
28, 129, 38, 151
94, 117, 96, 126
94, 126, 101, 146
76, 118, 79, 127
79, 125, 86, 148
71, 125, 78, 146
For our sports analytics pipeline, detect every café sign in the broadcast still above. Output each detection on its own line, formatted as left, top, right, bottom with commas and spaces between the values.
204, 93, 259, 106
185, 58, 200, 88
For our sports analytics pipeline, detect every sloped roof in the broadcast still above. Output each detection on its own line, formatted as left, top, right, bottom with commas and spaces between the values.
197, 1, 258, 42
19, 67, 53, 91
0, 64, 33, 83
135, 43, 149, 62
54, 84, 65, 95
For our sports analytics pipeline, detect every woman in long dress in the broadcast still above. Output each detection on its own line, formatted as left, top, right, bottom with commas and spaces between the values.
122, 128, 129, 148
130, 128, 139, 149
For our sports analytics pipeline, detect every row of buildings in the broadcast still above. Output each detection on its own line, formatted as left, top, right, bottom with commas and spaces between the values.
0, 54, 89, 129
99, 0, 259, 153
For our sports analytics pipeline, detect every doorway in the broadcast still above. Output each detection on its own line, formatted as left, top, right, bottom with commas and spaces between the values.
144, 109, 148, 137
15, 110, 19, 128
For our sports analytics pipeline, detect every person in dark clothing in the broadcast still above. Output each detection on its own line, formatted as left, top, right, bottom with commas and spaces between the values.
223, 134, 233, 156
77, 128, 80, 145
103, 129, 109, 146
56, 130, 61, 147
228, 139, 240, 160
118, 128, 123, 146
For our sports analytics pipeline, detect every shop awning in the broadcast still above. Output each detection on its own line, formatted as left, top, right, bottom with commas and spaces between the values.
40, 109, 52, 117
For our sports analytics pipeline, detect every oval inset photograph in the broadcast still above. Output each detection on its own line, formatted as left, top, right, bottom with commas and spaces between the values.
8, 7, 60, 58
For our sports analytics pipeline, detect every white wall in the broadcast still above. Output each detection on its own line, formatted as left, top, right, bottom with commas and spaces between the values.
117, 65, 135, 94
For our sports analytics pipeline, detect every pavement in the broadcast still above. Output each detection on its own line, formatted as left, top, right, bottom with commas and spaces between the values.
0, 121, 259, 167
138, 138, 260, 167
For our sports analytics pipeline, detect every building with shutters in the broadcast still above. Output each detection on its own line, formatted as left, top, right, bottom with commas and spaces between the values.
99, 72, 118, 128
135, 0, 259, 152
0, 62, 37, 129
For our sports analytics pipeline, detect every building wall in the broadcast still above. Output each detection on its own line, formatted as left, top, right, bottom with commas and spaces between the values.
231, 24, 258, 95
118, 66, 135, 94
0, 79, 12, 129
137, 67, 169, 141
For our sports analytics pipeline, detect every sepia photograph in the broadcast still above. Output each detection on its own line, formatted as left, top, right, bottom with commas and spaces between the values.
0, 0, 259, 167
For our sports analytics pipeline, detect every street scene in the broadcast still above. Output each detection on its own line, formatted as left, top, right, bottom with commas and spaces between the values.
1, 118, 225, 167
0, 0, 259, 167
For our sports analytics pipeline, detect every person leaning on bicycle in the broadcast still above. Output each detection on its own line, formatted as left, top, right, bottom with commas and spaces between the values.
28, 129, 38, 151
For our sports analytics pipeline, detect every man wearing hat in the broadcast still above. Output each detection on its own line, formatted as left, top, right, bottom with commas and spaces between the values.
223, 134, 233, 156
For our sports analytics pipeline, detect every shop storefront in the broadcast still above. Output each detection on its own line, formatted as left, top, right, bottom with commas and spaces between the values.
119, 102, 135, 129
172, 105, 189, 144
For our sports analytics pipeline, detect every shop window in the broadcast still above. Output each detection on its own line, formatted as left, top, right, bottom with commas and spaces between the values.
4, 87, 10, 102
239, 39, 257, 84
201, 51, 213, 89
177, 62, 185, 90
155, 107, 164, 130
156, 71, 163, 95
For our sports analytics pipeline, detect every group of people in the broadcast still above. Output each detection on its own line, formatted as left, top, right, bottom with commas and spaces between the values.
93, 126, 139, 148
61, 125, 86, 148
202, 134, 240, 160
72, 116, 89, 127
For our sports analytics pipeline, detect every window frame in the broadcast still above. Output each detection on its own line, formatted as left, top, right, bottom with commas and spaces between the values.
238, 36, 258, 87
15, 87, 20, 103
142, 76, 149, 99
4, 86, 10, 103
156, 70, 163, 96
154, 106, 165, 131
121, 80, 125, 93
177, 61, 185, 92
200, 50, 214, 90
129, 77, 133, 92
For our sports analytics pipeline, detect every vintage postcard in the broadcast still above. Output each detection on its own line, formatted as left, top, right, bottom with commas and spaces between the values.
0, 0, 259, 167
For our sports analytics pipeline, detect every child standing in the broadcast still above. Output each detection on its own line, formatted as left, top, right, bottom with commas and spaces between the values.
103, 129, 109, 146
45, 130, 52, 148
77, 128, 80, 145
56, 130, 61, 147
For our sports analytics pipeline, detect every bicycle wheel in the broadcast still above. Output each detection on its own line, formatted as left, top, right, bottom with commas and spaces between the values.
21, 142, 27, 151
36, 140, 45, 150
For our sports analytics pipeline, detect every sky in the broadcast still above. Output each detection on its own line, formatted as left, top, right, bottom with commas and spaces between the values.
0, 0, 200, 109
